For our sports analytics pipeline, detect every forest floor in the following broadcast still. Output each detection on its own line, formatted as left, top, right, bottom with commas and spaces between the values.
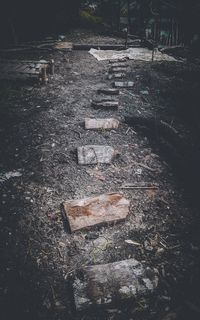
1, 29, 200, 320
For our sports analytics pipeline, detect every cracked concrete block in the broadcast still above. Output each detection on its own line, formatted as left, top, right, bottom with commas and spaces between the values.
77, 145, 115, 165
109, 67, 128, 73
92, 100, 119, 109
108, 73, 126, 79
73, 258, 158, 310
97, 88, 120, 95
63, 192, 130, 232
85, 118, 120, 130
113, 81, 134, 88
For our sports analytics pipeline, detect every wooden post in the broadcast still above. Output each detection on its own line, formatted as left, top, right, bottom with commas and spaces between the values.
41, 67, 48, 84
50, 59, 55, 75
124, 27, 128, 49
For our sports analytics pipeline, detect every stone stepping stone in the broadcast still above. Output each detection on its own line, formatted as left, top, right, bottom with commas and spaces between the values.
93, 98, 117, 102
97, 88, 120, 95
63, 192, 130, 232
113, 81, 134, 88
92, 100, 119, 109
85, 118, 120, 130
73, 258, 158, 310
109, 67, 128, 73
77, 145, 115, 165
109, 62, 128, 68
109, 58, 127, 63
108, 73, 126, 80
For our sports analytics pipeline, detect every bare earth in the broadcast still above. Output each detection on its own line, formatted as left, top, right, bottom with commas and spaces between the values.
1, 30, 200, 320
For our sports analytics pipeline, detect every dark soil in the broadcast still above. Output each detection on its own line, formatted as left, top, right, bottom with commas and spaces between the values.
0, 30, 200, 320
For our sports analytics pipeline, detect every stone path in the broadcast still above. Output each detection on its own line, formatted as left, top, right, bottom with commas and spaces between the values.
62, 56, 159, 309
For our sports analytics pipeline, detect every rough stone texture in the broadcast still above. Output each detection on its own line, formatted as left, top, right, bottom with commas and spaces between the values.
109, 63, 128, 68
92, 100, 119, 109
109, 67, 128, 73
85, 118, 120, 130
63, 193, 130, 232
108, 73, 126, 80
77, 145, 115, 164
109, 58, 127, 63
73, 258, 158, 310
54, 42, 73, 50
113, 81, 134, 88
97, 88, 120, 95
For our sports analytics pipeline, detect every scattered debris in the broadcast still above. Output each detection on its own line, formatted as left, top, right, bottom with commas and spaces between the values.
85, 118, 120, 130
160, 120, 179, 135
63, 193, 130, 232
0, 59, 54, 83
85, 232, 99, 240
86, 168, 106, 181
132, 160, 157, 172
77, 145, 116, 164
73, 258, 158, 310
125, 239, 141, 246
120, 183, 158, 190
140, 90, 149, 95
0, 170, 22, 184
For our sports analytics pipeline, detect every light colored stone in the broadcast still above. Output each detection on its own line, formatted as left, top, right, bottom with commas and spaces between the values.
63, 192, 130, 232
108, 73, 126, 79
54, 42, 73, 50
73, 258, 158, 310
110, 63, 128, 68
77, 145, 115, 165
85, 118, 120, 130
110, 67, 127, 73
113, 81, 134, 88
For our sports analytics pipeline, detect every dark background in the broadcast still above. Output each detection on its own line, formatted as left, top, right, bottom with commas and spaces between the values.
0, 0, 200, 47
0, 0, 81, 45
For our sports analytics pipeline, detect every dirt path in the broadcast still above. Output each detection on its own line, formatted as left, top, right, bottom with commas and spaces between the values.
1, 31, 200, 320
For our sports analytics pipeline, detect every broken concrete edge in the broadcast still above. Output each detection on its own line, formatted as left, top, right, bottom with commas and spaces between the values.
113, 81, 134, 88
91, 101, 119, 109
65, 214, 128, 233
84, 118, 120, 130
109, 58, 129, 63
92, 98, 119, 103
97, 88, 120, 95
62, 192, 130, 233
109, 67, 128, 73
107, 73, 126, 80
73, 258, 159, 311
77, 145, 121, 165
